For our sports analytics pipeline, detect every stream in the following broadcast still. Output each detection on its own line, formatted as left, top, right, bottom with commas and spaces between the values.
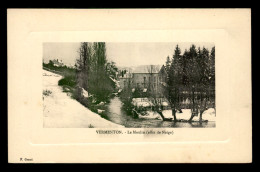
101, 97, 216, 128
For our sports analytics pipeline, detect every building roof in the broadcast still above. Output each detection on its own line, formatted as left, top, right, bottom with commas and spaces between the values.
118, 72, 133, 78
132, 65, 162, 74
52, 59, 64, 66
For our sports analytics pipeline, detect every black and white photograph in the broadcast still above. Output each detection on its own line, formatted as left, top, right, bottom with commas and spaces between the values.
43, 42, 216, 128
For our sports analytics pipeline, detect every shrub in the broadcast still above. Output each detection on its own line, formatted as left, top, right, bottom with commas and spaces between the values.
58, 76, 76, 87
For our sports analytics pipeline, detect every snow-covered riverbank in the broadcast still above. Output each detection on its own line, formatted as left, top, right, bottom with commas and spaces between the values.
42, 69, 124, 128
134, 108, 216, 121
162, 108, 216, 121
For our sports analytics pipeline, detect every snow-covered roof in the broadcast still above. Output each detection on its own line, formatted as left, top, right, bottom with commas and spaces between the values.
161, 102, 168, 106
132, 65, 162, 73
52, 59, 64, 67
137, 101, 151, 107
132, 98, 154, 107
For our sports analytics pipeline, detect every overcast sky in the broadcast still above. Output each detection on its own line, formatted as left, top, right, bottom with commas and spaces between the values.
43, 42, 214, 67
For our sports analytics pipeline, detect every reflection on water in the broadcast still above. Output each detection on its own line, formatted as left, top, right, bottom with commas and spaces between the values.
102, 97, 215, 128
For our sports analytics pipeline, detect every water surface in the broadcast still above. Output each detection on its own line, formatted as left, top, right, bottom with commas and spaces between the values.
102, 97, 215, 128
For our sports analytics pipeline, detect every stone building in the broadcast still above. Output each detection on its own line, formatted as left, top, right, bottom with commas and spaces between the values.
52, 59, 64, 67
118, 65, 166, 96
131, 65, 161, 92
118, 72, 132, 89
118, 64, 215, 109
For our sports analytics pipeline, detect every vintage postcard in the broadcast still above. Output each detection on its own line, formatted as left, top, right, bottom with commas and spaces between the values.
8, 9, 252, 163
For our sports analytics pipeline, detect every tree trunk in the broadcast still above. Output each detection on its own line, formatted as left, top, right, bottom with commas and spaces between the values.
189, 87, 196, 122
132, 109, 139, 119
172, 109, 177, 122
188, 114, 195, 122
199, 111, 203, 122
199, 91, 203, 123
158, 111, 165, 121
192, 87, 195, 110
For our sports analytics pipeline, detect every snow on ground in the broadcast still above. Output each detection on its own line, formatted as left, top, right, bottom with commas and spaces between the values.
162, 108, 216, 121
138, 110, 162, 120
130, 97, 216, 121
81, 87, 89, 98
42, 69, 124, 128
109, 77, 120, 88
132, 98, 152, 107
137, 109, 216, 121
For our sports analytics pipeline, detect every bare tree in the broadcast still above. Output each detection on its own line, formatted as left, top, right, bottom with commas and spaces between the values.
147, 65, 166, 120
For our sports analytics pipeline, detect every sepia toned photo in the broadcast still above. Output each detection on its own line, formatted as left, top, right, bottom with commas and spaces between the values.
43, 42, 216, 128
